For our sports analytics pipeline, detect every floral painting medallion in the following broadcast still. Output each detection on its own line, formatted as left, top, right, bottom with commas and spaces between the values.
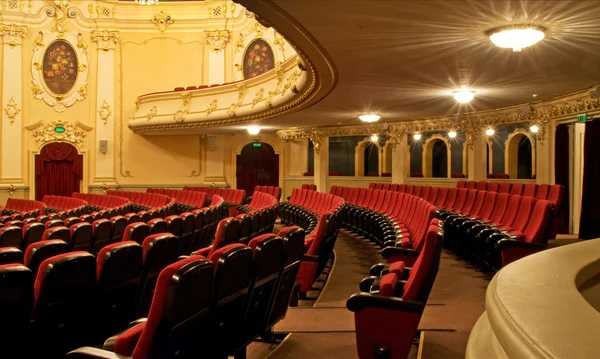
43, 40, 78, 95
243, 39, 275, 79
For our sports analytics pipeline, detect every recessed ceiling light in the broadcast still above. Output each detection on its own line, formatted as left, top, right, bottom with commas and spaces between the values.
370, 134, 379, 142
448, 131, 457, 138
530, 125, 539, 133
489, 25, 545, 52
452, 88, 475, 103
359, 114, 380, 123
413, 133, 422, 140
247, 126, 261, 135
486, 128, 495, 136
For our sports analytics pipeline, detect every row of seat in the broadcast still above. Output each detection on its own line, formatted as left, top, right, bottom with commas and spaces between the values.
347, 221, 444, 359
64, 229, 304, 359
301, 184, 317, 191
42, 195, 88, 213
253, 185, 282, 200
183, 186, 246, 205
72, 193, 131, 213
146, 188, 208, 211
106, 190, 171, 211
2, 198, 46, 216
238, 191, 280, 214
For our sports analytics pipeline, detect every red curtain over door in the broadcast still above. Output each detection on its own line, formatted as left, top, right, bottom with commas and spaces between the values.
35, 142, 83, 201
236, 142, 279, 195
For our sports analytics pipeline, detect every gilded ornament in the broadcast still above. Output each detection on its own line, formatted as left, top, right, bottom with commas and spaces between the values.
33, 62, 42, 70
252, 22, 263, 37
78, 64, 86, 72
3, 97, 21, 125
92, 29, 119, 52
204, 30, 230, 53
234, 63, 242, 72
188, 135, 203, 177
0, 23, 27, 47
134, 99, 140, 112
274, 31, 286, 56
174, 93, 192, 123
88, 3, 94, 17
205, 99, 218, 116
28, 119, 90, 146
235, 33, 245, 53
151, 11, 174, 33
6, 184, 16, 196
146, 106, 157, 121
76, 33, 88, 55
100, 183, 108, 195
32, 31, 44, 52
98, 100, 112, 126
77, 83, 89, 100
227, 84, 247, 117
251, 88, 265, 108
31, 81, 43, 97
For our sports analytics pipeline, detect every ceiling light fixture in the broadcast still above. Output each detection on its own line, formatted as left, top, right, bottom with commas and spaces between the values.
530, 125, 539, 133
413, 133, 422, 141
359, 114, 380, 123
489, 25, 545, 52
135, 0, 159, 5
448, 131, 457, 138
247, 126, 261, 135
453, 87, 475, 103
371, 134, 379, 142
486, 128, 495, 136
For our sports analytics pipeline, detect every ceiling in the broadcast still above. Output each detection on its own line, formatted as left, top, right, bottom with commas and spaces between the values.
257, 0, 600, 129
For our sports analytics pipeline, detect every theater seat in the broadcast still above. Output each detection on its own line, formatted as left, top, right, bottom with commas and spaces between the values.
0, 247, 24, 265
122, 222, 150, 245
69, 222, 93, 252
68, 256, 214, 359
24, 239, 69, 278
0, 226, 22, 247
33, 252, 96, 358
0, 264, 34, 358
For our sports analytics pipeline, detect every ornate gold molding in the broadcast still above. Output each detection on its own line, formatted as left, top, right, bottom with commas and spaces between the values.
251, 88, 265, 108
0, 23, 27, 47
3, 97, 20, 125
151, 11, 174, 33
98, 100, 112, 126
92, 30, 119, 52
206, 99, 218, 116
174, 93, 191, 123
227, 84, 248, 117
6, 184, 16, 196
100, 183, 109, 195
188, 135, 204, 177
235, 33, 245, 53
26, 119, 92, 147
146, 106, 157, 121
88, 2, 115, 19
204, 30, 230, 53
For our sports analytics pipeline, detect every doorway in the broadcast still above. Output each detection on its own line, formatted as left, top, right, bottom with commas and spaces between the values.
236, 142, 279, 195
35, 142, 83, 201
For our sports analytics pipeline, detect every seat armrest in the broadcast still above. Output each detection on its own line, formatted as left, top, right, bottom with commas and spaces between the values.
346, 293, 425, 313
369, 263, 386, 276
496, 239, 546, 251
303, 254, 320, 262
65, 347, 131, 359
381, 247, 420, 259
103, 320, 146, 352
359, 276, 379, 292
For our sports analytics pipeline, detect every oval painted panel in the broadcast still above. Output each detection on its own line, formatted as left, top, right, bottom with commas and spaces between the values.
243, 39, 275, 79
43, 40, 78, 95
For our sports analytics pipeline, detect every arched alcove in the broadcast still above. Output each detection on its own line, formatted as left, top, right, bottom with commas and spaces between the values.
383, 141, 393, 174
236, 141, 279, 194
505, 129, 536, 179
355, 138, 382, 176
35, 142, 83, 201
423, 135, 451, 178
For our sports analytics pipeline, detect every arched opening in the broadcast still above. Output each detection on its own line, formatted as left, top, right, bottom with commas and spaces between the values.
35, 142, 83, 201
364, 144, 379, 176
431, 140, 448, 178
236, 141, 279, 195
517, 136, 533, 179
384, 143, 393, 175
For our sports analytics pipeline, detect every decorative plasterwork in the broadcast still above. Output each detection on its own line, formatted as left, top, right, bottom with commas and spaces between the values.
174, 93, 191, 123
188, 135, 204, 177
98, 100, 112, 126
204, 30, 230, 53
26, 119, 92, 147
92, 30, 119, 52
0, 0, 33, 13
88, 2, 115, 19
0, 23, 27, 47
227, 84, 248, 117
31, 30, 89, 112
151, 11, 174, 33
6, 184, 16, 196
277, 93, 600, 146
3, 97, 20, 125
100, 183, 109, 195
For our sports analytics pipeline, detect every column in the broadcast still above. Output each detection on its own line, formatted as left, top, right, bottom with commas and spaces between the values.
391, 135, 408, 184
205, 30, 229, 85
0, 24, 27, 184
535, 122, 554, 185
205, 135, 227, 184
312, 136, 329, 192
288, 138, 308, 175
92, 30, 119, 189
467, 129, 487, 181
572, 123, 585, 234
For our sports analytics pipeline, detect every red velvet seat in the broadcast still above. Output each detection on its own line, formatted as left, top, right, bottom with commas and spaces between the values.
0, 264, 33, 357
92, 219, 112, 254
164, 215, 183, 240
24, 239, 69, 278
236, 214, 252, 245
64, 217, 82, 228
122, 222, 150, 245
147, 217, 167, 235
96, 241, 143, 340
178, 212, 195, 255
0, 226, 23, 248
33, 252, 97, 357
45, 218, 64, 229
193, 217, 240, 258
135, 233, 179, 318
42, 226, 70, 242
110, 216, 127, 244
69, 222, 93, 252
0, 247, 24, 265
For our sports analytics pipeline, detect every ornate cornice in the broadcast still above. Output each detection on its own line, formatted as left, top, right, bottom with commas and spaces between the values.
0, 23, 27, 47
277, 91, 600, 146
92, 29, 119, 52
26, 119, 92, 147
204, 29, 230, 52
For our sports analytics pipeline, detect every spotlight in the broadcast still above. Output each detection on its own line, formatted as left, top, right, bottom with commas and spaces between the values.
452, 88, 475, 103
530, 125, 539, 133
359, 114, 380, 123
413, 133, 422, 140
448, 131, 457, 138
370, 134, 379, 142
247, 126, 260, 135
486, 128, 495, 136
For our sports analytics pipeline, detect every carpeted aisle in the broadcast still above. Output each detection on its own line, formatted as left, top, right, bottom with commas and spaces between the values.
247, 225, 490, 358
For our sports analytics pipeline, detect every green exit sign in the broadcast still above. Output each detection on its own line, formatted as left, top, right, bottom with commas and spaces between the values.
253, 143, 262, 147
577, 114, 587, 122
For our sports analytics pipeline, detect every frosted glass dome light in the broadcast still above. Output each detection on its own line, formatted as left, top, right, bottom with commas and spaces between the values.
359, 114, 381, 123
247, 126, 261, 135
413, 133, 422, 140
448, 131, 457, 138
489, 25, 545, 52
452, 88, 475, 103
486, 128, 495, 136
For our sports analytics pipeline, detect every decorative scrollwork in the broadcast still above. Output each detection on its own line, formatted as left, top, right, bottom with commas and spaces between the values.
227, 84, 248, 117
3, 97, 20, 125
26, 119, 91, 146
0, 23, 27, 47
98, 100, 112, 126
174, 93, 191, 123
151, 11, 174, 33
187, 136, 204, 177
204, 30, 230, 53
